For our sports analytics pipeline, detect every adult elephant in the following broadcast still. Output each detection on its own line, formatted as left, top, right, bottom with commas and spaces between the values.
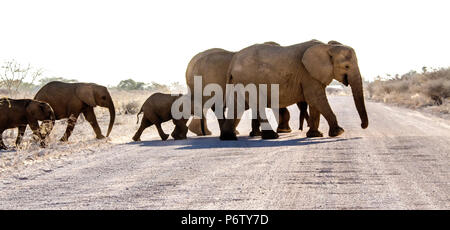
35, 81, 116, 141
220, 39, 368, 140
186, 42, 304, 136
185, 48, 234, 136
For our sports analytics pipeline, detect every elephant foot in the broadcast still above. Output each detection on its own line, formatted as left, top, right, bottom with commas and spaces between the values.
173, 136, 187, 140
276, 127, 292, 133
196, 130, 212, 136
204, 129, 212, 136
220, 131, 238, 141
160, 134, 170, 141
261, 130, 279, 139
329, 126, 344, 137
132, 136, 141, 142
39, 141, 47, 148
96, 135, 106, 140
60, 137, 69, 142
171, 132, 187, 140
306, 130, 323, 138
0, 144, 8, 150
249, 129, 262, 137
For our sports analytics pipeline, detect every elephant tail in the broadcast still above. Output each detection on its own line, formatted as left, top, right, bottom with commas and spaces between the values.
136, 107, 144, 124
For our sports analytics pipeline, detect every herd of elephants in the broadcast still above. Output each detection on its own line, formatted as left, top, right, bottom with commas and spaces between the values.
0, 39, 369, 150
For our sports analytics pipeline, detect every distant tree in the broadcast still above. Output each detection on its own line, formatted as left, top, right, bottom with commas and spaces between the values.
39, 77, 78, 86
117, 79, 146, 90
146, 81, 170, 92
0, 59, 43, 97
169, 82, 186, 93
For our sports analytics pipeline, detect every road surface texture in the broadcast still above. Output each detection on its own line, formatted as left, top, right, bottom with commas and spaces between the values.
0, 96, 449, 209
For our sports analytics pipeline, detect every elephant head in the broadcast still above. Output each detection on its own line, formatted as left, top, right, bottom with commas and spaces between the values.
75, 83, 116, 137
27, 100, 56, 122
302, 41, 368, 129
27, 101, 56, 136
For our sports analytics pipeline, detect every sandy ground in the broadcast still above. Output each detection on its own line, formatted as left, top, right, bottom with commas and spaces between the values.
0, 96, 449, 209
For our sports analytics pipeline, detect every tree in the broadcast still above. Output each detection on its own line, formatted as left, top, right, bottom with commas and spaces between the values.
117, 79, 146, 90
0, 60, 43, 97
39, 77, 78, 86
146, 81, 170, 92
169, 81, 186, 93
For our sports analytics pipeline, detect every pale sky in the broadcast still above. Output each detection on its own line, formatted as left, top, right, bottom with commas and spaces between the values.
0, 0, 449, 86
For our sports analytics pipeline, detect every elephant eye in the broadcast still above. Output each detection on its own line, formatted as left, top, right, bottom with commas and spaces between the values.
101, 96, 107, 100
345, 65, 350, 69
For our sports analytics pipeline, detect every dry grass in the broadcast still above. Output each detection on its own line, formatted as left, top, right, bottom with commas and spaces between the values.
366, 68, 450, 117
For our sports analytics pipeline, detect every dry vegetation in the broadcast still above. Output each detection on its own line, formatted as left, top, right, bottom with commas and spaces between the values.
366, 67, 450, 117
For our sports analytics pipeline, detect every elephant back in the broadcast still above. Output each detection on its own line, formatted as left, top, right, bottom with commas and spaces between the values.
34, 81, 76, 119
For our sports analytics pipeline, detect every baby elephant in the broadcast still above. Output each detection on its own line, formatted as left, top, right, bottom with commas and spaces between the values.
0, 98, 55, 150
133, 93, 188, 141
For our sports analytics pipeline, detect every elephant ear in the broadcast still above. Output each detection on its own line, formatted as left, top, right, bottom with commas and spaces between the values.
76, 84, 96, 107
302, 44, 334, 86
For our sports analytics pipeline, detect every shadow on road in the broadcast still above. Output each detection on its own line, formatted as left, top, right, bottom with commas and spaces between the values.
0, 149, 17, 155
126, 136, 362, 150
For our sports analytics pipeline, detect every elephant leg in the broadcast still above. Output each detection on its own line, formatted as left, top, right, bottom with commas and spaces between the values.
200, 115, 212, 136
306, 106, 323, 138
220, 117, 240, 140
298, 102, 310, 131
0, 129, 7, 150
29, 119, 46, 147
213, 105, 225, 133
188, 118, 202, 136
200, 110, 212, 136
257, 109, 279, 139
171, 118, 188, 140
15, 125, 27, 147
276, 108, 292, 133
83, 107, 105, 139
61, 113, 79, 142
305, 89, 344, 137
250, 118, 262, 137
212, 105, 239, 135
220, 96, 244, 140
155, 122, 169, 141
132, 118, 152, 142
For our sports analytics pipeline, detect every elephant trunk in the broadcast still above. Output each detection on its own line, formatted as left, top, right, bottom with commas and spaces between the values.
106, 100, 116, 137
41, 108, 56, 138
50, 110, 56, 127
349, 72, 369, 129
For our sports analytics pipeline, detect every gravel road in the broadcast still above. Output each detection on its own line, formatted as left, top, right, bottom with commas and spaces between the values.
0, 96, 449, 209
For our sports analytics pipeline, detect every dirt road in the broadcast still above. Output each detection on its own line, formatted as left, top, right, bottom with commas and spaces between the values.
0, 96, 449, 209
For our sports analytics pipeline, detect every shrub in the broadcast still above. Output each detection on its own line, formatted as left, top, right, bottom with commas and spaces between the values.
122, 101, 141, 115
366, 67, 450, 110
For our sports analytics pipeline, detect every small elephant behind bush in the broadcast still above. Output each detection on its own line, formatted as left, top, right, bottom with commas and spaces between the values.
132, 93, 188, 141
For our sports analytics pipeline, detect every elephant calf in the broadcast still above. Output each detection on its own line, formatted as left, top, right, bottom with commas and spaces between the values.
0, 98, 55, 150
132, 93, 188, 141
